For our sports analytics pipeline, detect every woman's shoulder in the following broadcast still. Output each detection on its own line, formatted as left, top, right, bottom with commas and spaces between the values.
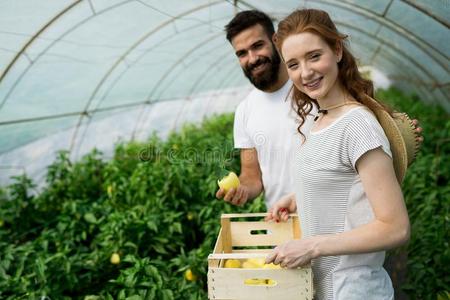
343, 106, 380, 126
341, 106, 387, 139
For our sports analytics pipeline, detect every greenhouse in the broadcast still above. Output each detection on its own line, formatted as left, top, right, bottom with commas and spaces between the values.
0, 0, 448, 299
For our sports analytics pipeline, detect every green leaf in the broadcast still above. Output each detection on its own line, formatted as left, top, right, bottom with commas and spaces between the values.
84, 213, 97, 224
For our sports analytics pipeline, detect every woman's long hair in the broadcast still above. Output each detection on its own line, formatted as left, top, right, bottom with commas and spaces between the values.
275, 9, 391, 136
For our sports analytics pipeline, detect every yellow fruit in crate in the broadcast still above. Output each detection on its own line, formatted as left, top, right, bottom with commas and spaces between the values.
266, 279, 276, 285
217, 172, 240, 193
244, 278, 267, 285
110, 253, 120, 265
242, 258, 265, 269
247, 258, 266, 267
185, 268, 197, 281
224, 259, 241, 268
242, 261, 257, 269
263, 263, 282, 269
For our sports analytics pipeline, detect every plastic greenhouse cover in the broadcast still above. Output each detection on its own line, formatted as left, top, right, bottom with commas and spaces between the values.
0, 0, 448, 186
0, 87, 251, 187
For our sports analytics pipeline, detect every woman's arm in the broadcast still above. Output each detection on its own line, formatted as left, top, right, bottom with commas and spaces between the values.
316, 147, 410, 255
266, 148, 410, 268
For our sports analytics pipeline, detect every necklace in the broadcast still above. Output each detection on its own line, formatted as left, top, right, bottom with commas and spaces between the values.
314, 100, 360, 121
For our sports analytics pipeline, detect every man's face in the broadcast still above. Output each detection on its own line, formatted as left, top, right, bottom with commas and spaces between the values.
231, 24, 281, 91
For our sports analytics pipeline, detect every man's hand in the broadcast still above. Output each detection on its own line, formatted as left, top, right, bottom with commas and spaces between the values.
216, 148, 263, 206
216, 185, 250, 206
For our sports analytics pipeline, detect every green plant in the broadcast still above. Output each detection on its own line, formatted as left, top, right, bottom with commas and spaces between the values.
0, 89, 448, 299
377, 88, 450, 299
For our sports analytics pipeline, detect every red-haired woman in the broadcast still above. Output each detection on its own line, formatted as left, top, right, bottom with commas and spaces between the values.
265, 9, 410, 299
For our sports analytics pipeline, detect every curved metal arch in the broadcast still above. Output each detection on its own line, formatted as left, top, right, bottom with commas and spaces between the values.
0, 0, 136, 111
149, 52, 239, 133
0, 97, 159, 126
187, 50, 235, 96
199, 60, 247, 116
372, 41, 430, 82
0, 0, 226, 130
318, 0, 449, 65
79, 23, 225, 145
69, 0, 226, 154
91, 14, 234, 114
359, 39, 431, 99
336, 23, 445, 106
75, 33, 227, 152
128, 32, 225, 140
170, 62, 243, 131
402, 0, 449, 28
131, 62, 244, 138
148, 34, 225, 100
0, 0, 83, 86
135, 57, 247, 140
82, 0, 224, 114
131, 50, 237, 139
186, 67, 249, 133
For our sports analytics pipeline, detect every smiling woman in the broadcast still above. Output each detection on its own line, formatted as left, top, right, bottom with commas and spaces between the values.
282, 31, 341, 104
265, 9, 412, 300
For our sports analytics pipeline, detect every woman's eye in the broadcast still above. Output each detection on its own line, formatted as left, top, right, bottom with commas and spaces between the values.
310, 53, 321, 60
287, 63, 298, 69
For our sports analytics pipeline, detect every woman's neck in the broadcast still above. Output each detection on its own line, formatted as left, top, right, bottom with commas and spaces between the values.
316, 83, 346, 109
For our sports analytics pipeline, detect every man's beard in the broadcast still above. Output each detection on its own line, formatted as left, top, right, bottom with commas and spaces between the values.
243, 48, 281, 91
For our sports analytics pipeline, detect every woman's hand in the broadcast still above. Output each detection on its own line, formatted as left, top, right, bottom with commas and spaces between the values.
265, 237, 322, 268
265, 193, 297, 222
412, 119, 424, 145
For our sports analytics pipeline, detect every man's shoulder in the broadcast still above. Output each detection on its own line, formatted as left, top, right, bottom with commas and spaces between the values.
236, 87, 260, 111
244, 87, 265, 102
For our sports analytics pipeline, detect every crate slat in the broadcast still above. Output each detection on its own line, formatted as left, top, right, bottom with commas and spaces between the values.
208, 268, 313, 300
230, 220, 294, 247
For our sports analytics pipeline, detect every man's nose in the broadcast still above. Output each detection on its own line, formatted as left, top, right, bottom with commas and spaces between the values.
248, 50, 259, 64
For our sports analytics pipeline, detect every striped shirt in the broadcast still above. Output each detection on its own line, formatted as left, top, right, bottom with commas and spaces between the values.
294, 107, 394, 299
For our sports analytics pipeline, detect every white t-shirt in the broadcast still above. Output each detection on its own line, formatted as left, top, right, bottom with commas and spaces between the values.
294, 107, 394, 299
233, 80, 315, 208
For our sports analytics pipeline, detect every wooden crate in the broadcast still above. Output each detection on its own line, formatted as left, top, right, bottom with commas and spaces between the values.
208, 213, 313, 300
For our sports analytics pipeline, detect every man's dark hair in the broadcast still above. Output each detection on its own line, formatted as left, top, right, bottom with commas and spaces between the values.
225, 10, 275, 42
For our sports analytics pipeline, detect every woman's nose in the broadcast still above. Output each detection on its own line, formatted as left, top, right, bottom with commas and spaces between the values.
301, 65, 314, 80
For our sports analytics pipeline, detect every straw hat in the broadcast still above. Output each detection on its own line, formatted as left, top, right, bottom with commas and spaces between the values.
365, 96, 419, 183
